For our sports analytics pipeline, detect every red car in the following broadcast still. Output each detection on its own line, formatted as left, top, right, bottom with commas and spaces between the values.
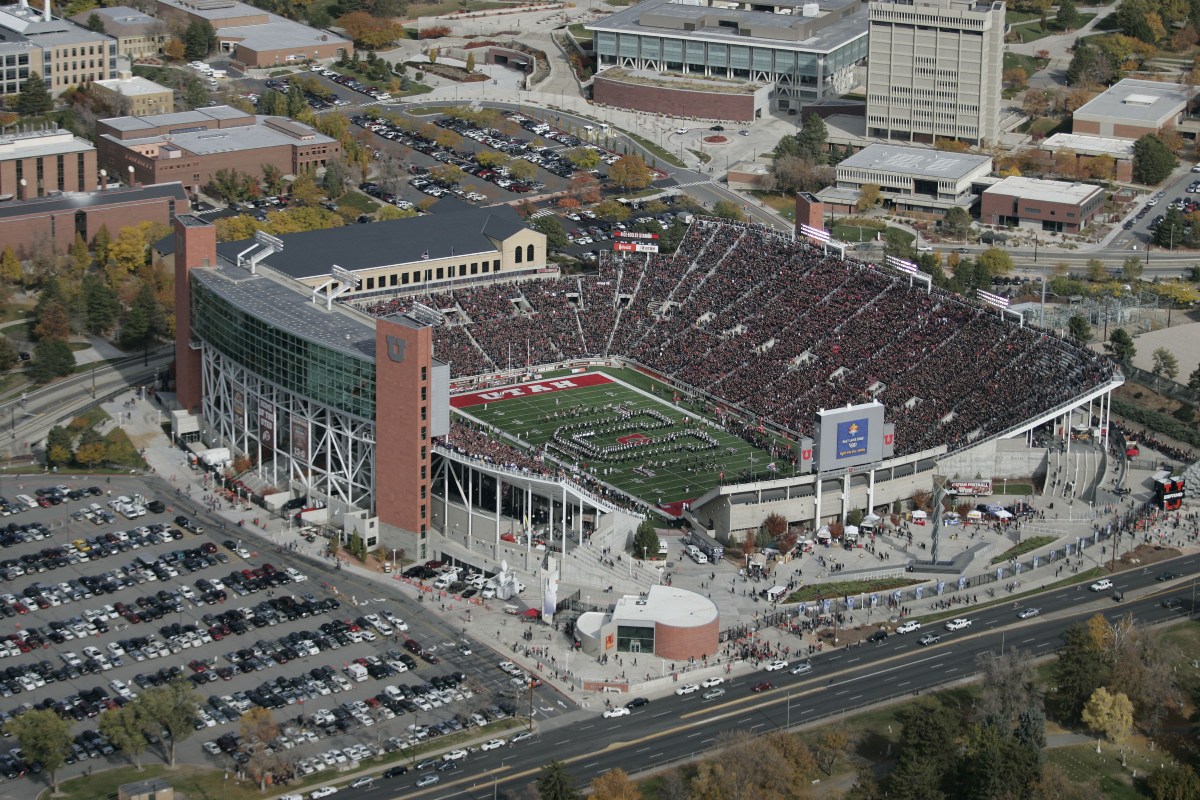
751, 681, 773, 693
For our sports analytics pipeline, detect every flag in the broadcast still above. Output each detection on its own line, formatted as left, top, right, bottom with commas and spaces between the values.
421, 250, 430, 260
767, 462, 778, 472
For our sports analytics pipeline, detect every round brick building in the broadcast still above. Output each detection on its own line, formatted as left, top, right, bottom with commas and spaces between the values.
576, 585, 719, 662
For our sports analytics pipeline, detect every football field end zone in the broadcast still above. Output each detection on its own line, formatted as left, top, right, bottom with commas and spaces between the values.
449, 372, 615, 409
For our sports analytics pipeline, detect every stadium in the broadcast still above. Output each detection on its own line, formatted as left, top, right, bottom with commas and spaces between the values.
171, 213, 1121, 596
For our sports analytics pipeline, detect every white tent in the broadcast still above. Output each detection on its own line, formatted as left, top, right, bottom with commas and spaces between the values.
994, 509, 1013, 519
912, 510, 927, 519
843, 524, 860, 542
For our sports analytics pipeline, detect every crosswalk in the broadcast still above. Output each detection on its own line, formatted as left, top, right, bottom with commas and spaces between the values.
673, 179, 717, 188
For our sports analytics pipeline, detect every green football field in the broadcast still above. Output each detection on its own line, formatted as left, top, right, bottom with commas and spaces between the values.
450, 368, 778, 510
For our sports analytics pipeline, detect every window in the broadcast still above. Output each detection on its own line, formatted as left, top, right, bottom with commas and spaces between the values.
420, 485, 426, 499
365, 277, 374, 290
526, 244, 534, 262
420, 465, 426, 479
420, 426, 426, 440
436, 267, 443, 280
420, 386, 426, 401
420, 406, 426, 421
421, 366, 427, 381
514, 246, 523, 264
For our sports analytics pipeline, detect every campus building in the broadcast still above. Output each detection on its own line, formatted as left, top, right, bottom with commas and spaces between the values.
576, 586, 720, 662
0, 181, 187, 253
1071, 78, 1195, 140
95, 105, 339, 193
866, 0, 1005, 146
980, 176, 1105, 234
0, 0, 117, 97
68, 6, 166, 60
587, 0, 869, 114
91, 75, 173, 116
0, 124, 97, 200
154, 0, 350, 68
817, 142, 994, 213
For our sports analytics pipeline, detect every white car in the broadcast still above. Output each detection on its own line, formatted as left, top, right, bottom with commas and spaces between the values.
790, 661, 813, 675
348, 778, 373, 789
944, 618, 972, 631
602, 706, 631, 718
480, 739, 506, 751
1090, 579, 1114, 592
701, 676, 724, 688
764, 660, 788, 672
310, 788, 338, 799
896, 620, 921, 634
442, 749, 468, 761
285, 567, 307, 582
674, 683, 699, 696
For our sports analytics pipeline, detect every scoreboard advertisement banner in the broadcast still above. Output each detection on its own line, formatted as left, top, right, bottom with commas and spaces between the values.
814, 402, 886, 472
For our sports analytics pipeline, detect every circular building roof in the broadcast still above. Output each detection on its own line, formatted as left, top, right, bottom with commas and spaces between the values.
610, 585, 718, 629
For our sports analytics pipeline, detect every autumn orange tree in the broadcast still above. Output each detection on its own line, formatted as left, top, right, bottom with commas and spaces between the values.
339, 12, 405, 48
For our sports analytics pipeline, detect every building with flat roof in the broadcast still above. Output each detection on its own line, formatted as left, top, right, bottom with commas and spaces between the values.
154, 0, 349, 68
981, 176, 1104, 234
0, 182, 186, 253
213, 205, 547, 297
818, 143, 993, 213
1072, 79, 1195, 140
91, 75, 173, 115
0, 0, 117, 97
587, 0, 868, 114
1041, 132, 1135, 181
68, 6, 165, 60
0, 125, 97, 200
866, 0, 1005, 146
95, 106, 338, 193
576, 585, 719, 661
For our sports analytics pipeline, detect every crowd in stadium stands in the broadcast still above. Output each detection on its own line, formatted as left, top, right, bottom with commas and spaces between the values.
358, 219, 1115, 463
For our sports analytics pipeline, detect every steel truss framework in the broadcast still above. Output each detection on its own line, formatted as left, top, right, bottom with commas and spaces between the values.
200, 346, 377, 512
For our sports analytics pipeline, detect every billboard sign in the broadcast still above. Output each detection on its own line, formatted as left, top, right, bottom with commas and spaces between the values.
613, 242, 659, 253
616, 231, 659, 240
814, 402, 886, 472
948, 479, 993, 496
290, 416, 308, 463
259, 401, 275, 449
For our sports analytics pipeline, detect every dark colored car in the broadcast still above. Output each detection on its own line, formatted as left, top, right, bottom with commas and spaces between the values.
624, 697, 649, 709
751, 681, 773, 692
383, 766, 408, 778
866, 630, 889, 643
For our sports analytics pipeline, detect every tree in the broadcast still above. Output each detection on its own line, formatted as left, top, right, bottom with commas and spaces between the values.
67, 232, 91, 278
75, 428, 108, 468
712, 200, 746, 221
322, 157, 351, 197
0, 245, 21, 286
886, 700, 962, 800
339, 11, 405, 48
120, 281, 167, 358
1133, 134, 1178, 184
107, 224, 149, 281
1066, 44, 1115, 88
978, 247, 1013, 276
975, 648, 1042, 725
85, 11, 106, 32
1121, 255, 1144, 282
1081, 686, 1133, 746
815, 728, 849, 775
1153, 207, 1186, 248
137, 679, 199, 766
17, 72, 52, 116
5, 709, 71, 792
33, 302, 71, 342
940, 207, 971, 240
594, 199, 630, 222
632, 519, 659, 560
795, 112, 829, 162
261, 163, 285, 196
1056, 0, 1081, 28
590, 768, 640, 800
1051, 622, 1110, 723
856, 183, 882, 212
1189, 364, 1200, 392
1152, 347, 1180, 379
508, 159, 537, 183
1068, 315, 1091, 342
537, 761, 581, 800
30, 338, 76, 383
0, 337, 16, 373
1147, 765, 1200, 800
288, 173, 323, 207
465, 51, 475, 72
608, 154, 654, 192
240, 707, 283, 790
99, 703, 149, 770
162, 37, 185, 61
566, 146, 601, 170
531, 216, 569, 250
183, 19, 215, 60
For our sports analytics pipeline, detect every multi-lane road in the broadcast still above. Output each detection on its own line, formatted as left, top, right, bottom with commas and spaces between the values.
329, 555, 1200, 798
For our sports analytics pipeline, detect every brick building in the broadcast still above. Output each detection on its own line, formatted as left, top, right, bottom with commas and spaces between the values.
1072, 79, 1195, 140
154, 0, 349, 68
95, 105, 338, 193
818, 143, 993, 214
0, 182, 187, 254
68, 6, 166, 60
0, 126, 97, 200
1041, 133, 1135, 182
980, 176, 1104, 234
575, 586, 719, 661
592, 69, 771, 123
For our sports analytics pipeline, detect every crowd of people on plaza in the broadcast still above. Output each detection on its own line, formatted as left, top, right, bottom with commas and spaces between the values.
358, 219, 1115, 471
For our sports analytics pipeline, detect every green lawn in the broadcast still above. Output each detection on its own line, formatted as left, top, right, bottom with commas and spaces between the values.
1004, 51, 1042, 77
788, 577, 916, 603
990, 535, 1056, 564
1008, 13, 1096, 42
336, 191, 381, 215
750, 191, 798, 222
455, 367, 777, 507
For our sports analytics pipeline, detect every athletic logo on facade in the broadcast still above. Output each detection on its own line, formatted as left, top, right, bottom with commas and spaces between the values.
385, 335, 407, 363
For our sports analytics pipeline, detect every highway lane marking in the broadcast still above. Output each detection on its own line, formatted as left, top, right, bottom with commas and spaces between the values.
835, 689, 848, 696
1037, 642, 1050, 648
897, 681, 909, 688
846, 657, 861, 663
849, 695, 862, 701
1021, 637, 1035, 643
650, 753, 664, 760
801, 708, 814, 714
652, 711, 671, 718
636, 746, 652, 753
556, 739, 570, 745
687, 730, 704, 738
583, 762, 598, 769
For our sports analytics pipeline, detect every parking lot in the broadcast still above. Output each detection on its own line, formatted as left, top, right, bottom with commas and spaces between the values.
0, 478, 567, 799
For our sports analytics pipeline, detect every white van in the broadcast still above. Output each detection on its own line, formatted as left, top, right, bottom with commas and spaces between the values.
658, 541, 669, 557
433, 573, 457, 590
16, 495, 36, 510
687, 545, 708, 564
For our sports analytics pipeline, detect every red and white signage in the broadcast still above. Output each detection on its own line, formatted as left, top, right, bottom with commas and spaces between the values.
613, 242, 660, 254
616, 231, 659, 240
450, 372, 613, 408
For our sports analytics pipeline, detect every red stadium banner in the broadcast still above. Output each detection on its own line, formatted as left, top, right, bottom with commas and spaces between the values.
613, 242, 659, 253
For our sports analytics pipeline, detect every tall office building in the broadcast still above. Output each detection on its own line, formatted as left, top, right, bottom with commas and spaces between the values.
866, 0, 1004, 146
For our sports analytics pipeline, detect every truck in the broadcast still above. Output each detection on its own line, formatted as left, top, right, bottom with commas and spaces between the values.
346, 663, 368, 682
201, 448, 232, 468
685, 529, 724, 561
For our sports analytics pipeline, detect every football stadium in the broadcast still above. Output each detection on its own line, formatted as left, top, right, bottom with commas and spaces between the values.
173, 213, 1121, 587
